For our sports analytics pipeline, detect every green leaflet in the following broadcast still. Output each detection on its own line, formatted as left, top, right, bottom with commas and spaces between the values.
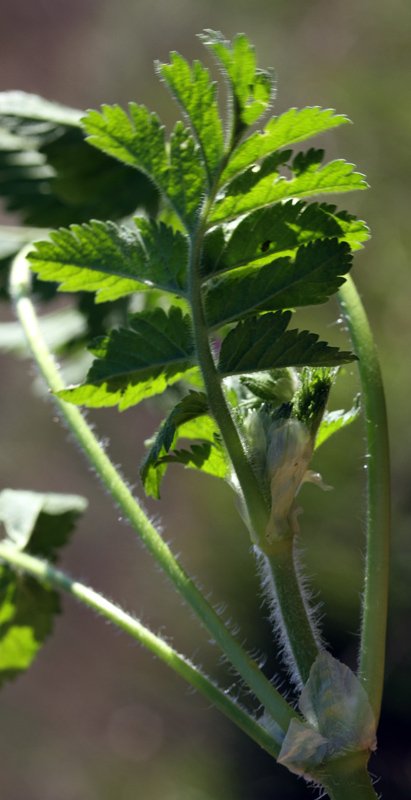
221, 106, 350, 183
82, 102, 168, 184
157, 53, 224, 180
167, 122, 207, 228
315, 398, 361, 450
141, 391, 229, 498
29, 218, 188, 303
159, 441, 228, 481
59, 307, 196, 410
200, 30, 274, 136
0, 489, 87, 687
218, 312, 355, 376
211, 159, 368, 225
206, 239, 352, 328
203, 201, 369, 279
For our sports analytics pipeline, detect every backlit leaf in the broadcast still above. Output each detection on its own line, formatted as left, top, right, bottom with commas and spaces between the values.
167, 122, 207, 228
206, 239, 352, 328
29, 218, 188, 302
203, 201, 369, 279
141, 391, 211, 497
160, 441, 228, 482
218, 312, 355, 375
157, 53, 224, 179
211, 159, 368, 225
58, 307, 196, 410
315, 399, 361, 450
82, 103, 169, 190
221, 107, 350, 183
200, 30, 274, 135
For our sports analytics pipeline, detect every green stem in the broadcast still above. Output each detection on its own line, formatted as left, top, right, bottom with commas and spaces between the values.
265, 545, 320, 686
0, 542, 280, 759
338, 276, 390, 724
10, 248, 297, 737
188, 220, 270, 543
321, 752, 379, 800
188, 206, 321, 688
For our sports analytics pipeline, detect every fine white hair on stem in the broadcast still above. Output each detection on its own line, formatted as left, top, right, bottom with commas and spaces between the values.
255, 543, 324, 691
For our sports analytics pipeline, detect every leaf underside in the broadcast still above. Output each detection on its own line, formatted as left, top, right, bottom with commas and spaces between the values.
59, 307, 196, 410
141, 391, 229, 497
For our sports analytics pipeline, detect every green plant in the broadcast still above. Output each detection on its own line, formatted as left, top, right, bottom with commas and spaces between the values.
0, 31, 389, 799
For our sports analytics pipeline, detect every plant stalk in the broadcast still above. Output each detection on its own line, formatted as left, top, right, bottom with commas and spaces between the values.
0, 542, 280, 759
338, 276, 390, 724
264, 544, 320, 686
10, 248, 297, 737
188, 221, 270, 543
321, 752, 379, 800
188, 205, 321, 688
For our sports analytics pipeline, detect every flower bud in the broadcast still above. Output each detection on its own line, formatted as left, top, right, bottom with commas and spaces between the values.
265, 417, 313, 543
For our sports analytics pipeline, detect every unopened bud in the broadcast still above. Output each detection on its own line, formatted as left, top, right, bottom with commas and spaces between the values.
265, 417, 313, 543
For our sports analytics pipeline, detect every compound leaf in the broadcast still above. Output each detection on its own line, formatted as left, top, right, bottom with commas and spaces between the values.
206, 239, 352, 328
59, 307, 196, 410
200, 30, 274, 135
221, 107, 350, 183
218, 312, 355, 375
157, 52, 224, 180
211, 159, 368, 225
29, 218, 188, 303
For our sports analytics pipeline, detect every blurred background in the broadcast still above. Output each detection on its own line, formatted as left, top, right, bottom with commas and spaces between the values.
0, 1, 410, 797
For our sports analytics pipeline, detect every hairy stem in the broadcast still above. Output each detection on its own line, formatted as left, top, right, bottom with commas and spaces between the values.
264, 544, 320, 686
188, 219, 270, 543
188, 204, 321, 688
0, 542, 280, 759
339, 276, 390, 724
10, 248, 297, 737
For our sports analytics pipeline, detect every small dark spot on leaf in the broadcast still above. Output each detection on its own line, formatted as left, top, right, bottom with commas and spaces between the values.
261, 240, 271, 252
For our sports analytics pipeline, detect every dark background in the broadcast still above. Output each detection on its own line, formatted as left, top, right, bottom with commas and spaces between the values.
1, 1, 410, 798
